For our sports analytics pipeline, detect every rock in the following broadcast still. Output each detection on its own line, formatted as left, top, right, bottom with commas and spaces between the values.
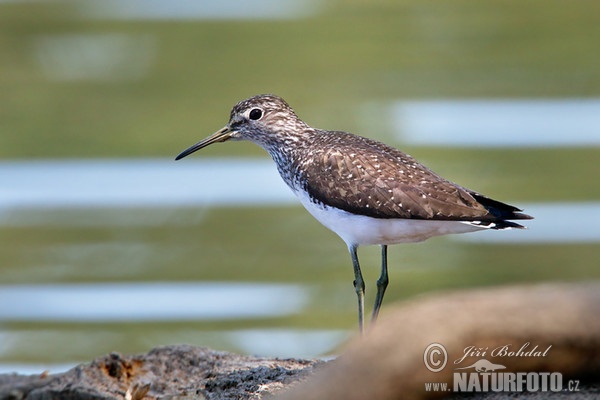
0, 346, 323, 400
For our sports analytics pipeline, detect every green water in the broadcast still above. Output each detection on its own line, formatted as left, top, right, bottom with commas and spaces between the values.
1, 0, 599, 368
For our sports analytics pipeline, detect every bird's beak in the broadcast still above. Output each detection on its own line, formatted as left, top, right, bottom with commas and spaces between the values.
175, 126, 233, 160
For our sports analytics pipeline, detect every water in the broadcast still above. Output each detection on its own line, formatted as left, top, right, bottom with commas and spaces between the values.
459, 203, 600, 244
1, 0, 599, 380
391, 99, 600, 147
34, 33, 156, 82
1, 105, 598, 374
1, 159, 596, 243
0, 282, 308, 321
0, 158, 294, 209
77, 0, 321, 21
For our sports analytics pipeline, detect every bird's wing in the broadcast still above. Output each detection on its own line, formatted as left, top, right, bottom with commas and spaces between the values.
300, 133, 515, 221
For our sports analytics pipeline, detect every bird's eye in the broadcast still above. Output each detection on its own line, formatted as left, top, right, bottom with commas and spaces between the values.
249, 108, 263, 120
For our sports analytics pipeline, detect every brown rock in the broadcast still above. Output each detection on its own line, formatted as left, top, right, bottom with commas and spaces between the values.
277, 282, 600, 400
0, 346, 322, 400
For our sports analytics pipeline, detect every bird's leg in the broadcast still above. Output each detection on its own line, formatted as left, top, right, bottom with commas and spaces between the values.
349, 244, 365, 333
371, 244, 389, 323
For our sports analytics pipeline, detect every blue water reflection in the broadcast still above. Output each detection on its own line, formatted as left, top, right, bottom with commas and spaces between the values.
78, 0, 321, 20
391, 99, 600, 147
458, 203, 600, 244
0, 282, 307, 321
1, 159, 597, 243
0, 158, 294, 209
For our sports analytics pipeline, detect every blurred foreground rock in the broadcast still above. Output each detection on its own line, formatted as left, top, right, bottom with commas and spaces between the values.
1, 282, 598, 400
278, 282, 600, 400
0, 346, 322, 400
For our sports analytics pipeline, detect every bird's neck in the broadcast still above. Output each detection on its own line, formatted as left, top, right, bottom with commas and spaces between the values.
262, 128, 316, 192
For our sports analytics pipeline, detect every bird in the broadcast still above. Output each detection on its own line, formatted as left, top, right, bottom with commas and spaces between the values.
175, 94, 533, 333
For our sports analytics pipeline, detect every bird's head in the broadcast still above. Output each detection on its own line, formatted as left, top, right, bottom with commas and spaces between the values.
175, 94, 307, 160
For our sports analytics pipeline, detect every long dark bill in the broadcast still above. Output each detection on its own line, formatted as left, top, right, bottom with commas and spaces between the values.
175, 126, 233, 160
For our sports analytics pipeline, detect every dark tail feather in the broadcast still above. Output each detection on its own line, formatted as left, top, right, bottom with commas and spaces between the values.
469, 192, 533, 228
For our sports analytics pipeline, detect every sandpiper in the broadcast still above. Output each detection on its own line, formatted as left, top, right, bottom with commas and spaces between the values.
176, 94, 532, 332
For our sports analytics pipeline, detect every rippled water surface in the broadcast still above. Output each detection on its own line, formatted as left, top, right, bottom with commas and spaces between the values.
1, 153, 598, 373
1, 0, 599, 374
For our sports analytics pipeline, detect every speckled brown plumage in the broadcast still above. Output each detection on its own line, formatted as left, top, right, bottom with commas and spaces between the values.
292, 130, 530, 224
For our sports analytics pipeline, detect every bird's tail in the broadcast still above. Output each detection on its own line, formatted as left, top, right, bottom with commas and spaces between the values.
468, 192, 533, 230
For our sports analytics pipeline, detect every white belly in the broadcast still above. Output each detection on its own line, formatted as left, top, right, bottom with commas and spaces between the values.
295, 190, 485, 246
